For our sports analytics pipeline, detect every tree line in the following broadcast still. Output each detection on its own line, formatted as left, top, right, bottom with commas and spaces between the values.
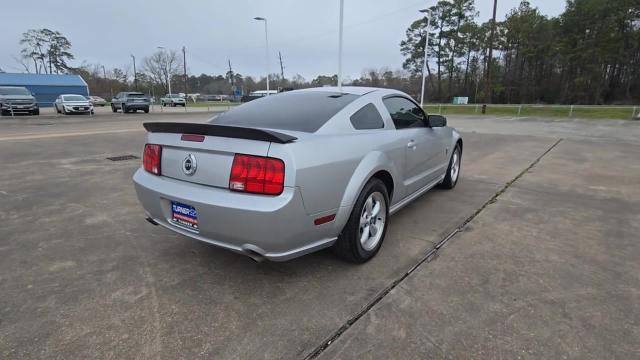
401, 0, 640, 104
11, 0, 639, 104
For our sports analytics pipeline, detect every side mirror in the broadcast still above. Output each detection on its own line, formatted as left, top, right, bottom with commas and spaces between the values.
426, 114, 447, 127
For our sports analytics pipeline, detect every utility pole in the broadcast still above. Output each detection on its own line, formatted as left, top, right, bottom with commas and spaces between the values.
182, 46, 187, 95
131, 54, 138, 90
102, 65, 113, 99
419, 8, 431, 107
337, 0, 344, 91
278, 51, 285, 89
228, 59, 234, 87
484, 0, 498, 104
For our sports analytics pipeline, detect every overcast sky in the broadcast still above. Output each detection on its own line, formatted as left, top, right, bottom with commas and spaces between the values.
1, 0, 565, 80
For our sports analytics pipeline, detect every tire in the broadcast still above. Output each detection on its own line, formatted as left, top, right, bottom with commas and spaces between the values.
143, 107, 149, 113
333, 178, 389, 263
111, 104, 117, 113
32, 109, 39, 116
62, 107, 68, 115
440, 143, 462, 189
122, 104, 128, 113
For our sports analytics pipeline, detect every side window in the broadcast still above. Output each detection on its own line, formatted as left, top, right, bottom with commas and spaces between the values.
382, 97, 425, 130
350, 103, 384, 130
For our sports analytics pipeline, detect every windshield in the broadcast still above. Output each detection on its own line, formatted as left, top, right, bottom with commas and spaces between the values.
0, 87, 31, 96
212, 91, 359, 133
167, 94, 181, 98
63, 95, 87, 102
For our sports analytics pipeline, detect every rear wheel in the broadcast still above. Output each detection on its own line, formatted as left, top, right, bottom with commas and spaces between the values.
111, 104, 117, 113
143, 107, 149, 113
122, 104, 128, 113
440, 144, 461, 189
333, 178, 389, 263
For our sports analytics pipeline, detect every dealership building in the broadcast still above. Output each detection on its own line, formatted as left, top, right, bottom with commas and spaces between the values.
0, 73, 89, 107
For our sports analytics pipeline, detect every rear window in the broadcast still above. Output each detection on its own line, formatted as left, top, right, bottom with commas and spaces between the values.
127, 93, 146, 98
212, 91, 359, 133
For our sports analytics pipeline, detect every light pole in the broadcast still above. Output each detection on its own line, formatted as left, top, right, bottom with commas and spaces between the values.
131, 54, 137, 91
157, 46, 172, 95
337, 0, 344, 91
254, 17, 270, 96
419, 9, 431, 107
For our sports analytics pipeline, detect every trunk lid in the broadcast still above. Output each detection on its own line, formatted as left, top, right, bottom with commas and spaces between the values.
149, 132, 270, 188
143, 122, 299, 189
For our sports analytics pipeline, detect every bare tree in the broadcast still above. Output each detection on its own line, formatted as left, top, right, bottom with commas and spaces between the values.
12, 55, 32, 73
142, 50, 182, 94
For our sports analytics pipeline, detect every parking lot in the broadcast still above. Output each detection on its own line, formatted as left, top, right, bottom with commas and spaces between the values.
1, 112, 639, 359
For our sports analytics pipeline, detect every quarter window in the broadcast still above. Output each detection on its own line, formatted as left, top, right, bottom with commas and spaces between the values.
382, 97, 425, 129
350, 103, 384, 130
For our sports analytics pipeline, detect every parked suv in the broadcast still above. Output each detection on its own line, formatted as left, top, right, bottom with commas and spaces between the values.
160, 94, 186, 107
111, 92, 150, 113
0, 86, 39, 116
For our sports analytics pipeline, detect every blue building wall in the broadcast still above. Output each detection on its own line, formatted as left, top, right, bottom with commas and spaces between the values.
28, 85, 89, 107
0, 73, 89, 107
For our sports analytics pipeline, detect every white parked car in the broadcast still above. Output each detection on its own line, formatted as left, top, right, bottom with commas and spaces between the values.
54, 94, 94, 115
160, 94, 186, 107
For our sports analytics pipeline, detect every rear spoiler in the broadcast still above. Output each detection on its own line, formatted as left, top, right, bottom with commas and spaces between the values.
143, 122, 297, 144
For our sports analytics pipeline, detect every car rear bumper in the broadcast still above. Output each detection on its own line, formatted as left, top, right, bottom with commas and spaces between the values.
133, 169, 338, 261
125, 103, 150, 109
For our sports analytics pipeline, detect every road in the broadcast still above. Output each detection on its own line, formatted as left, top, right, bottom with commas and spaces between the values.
0, 113, 638, 359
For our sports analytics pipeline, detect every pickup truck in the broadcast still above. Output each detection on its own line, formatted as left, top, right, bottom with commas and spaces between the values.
0, 86, 39, 116
160, 94, 186, 107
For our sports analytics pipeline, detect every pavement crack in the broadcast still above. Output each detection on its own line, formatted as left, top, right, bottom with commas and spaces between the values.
303, 138, 563, 360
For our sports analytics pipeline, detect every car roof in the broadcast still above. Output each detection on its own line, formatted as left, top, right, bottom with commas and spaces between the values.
60, 94, 86, 97
293, 86, 411, 98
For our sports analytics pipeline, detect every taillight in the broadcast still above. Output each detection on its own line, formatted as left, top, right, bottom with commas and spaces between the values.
143, 144, 162, 175
229, 154, 285, 195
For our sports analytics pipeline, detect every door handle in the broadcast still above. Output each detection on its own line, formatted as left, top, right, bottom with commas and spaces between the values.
407, 140, 416, 149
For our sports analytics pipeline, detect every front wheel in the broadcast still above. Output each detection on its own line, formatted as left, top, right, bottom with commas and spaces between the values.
440, 144, 461, 189
32, 109, 39, 115
111, 104, 117, 113
122, 105, 128, 113
144, 107, 149, 113
333, 178, 389, 263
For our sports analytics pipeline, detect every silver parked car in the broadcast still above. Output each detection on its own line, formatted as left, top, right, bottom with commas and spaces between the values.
88, 95, 107, 106
54, 94, 94, 115
133, 87, 462, 263
160, 94, 186, 107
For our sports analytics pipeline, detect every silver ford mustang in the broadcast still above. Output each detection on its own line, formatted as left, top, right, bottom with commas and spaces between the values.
133, 87, 462, 263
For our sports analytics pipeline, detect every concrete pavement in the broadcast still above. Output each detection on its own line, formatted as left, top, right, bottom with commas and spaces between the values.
0, 113, 638, 359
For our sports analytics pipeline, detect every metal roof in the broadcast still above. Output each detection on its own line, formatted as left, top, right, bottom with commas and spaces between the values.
0, 73, 88, 87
